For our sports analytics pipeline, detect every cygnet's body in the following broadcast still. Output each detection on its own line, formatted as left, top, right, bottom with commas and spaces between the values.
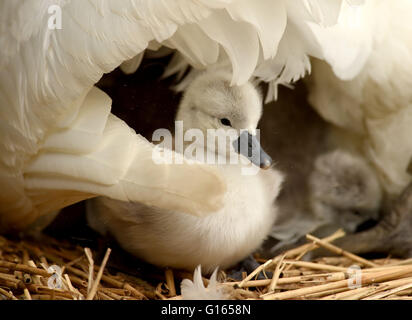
87, 70, 283, 273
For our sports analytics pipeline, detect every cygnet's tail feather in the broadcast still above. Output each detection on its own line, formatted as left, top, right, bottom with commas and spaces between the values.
2, 87, 225, 230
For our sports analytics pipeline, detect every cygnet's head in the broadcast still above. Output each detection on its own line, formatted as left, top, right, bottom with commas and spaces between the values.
176, 69, 272, 169
309, 150, 382, 232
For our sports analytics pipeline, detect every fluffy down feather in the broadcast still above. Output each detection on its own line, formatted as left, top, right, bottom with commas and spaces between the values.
181, 266, 229, 300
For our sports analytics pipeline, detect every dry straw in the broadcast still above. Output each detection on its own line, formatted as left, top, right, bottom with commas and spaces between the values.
0, 229, 412, 300
0, 235, 150, 300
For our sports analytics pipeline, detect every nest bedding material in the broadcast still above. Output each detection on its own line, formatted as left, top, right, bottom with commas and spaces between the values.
0, 230, 412, 300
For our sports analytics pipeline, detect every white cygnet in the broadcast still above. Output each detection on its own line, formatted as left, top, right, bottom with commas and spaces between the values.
87, 69, 284, 273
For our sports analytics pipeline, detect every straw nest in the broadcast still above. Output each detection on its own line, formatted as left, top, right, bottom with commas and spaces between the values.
1, 229, 412, 300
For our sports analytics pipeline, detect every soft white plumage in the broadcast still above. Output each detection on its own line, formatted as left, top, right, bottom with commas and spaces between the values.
0, 0, 373, 231
87, 70, 284, 273
308, 0, 412, 198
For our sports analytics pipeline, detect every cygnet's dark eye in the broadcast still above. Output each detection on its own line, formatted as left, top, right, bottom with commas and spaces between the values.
220, 118, 232, 127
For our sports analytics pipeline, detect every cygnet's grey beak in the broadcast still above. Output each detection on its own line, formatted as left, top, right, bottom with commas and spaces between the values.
233, 131, 272, 169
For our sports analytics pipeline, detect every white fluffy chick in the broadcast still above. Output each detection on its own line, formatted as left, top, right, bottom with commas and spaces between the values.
87, 69, 284, 274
